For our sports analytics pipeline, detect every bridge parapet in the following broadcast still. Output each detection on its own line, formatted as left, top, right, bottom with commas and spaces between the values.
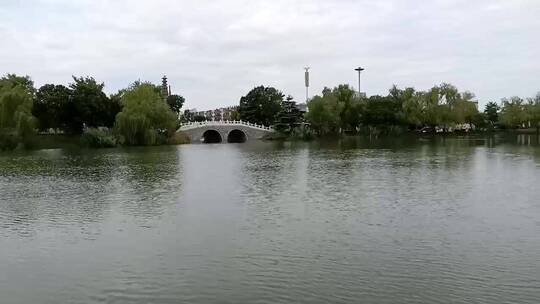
177, 120, 274, 143
179, 120, 273, 132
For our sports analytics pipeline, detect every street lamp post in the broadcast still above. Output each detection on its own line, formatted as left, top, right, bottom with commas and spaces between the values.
355, 67, 364, 96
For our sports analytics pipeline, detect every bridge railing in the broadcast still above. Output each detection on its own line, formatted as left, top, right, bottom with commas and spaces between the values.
179, 120, 274, 131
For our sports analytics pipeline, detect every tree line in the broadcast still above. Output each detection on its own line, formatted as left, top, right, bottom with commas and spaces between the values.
0, 74, 185, 150
236, 84, 540, 136
2, 72, 539, 150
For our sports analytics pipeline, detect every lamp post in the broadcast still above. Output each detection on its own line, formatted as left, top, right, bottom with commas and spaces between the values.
354, 67, 364, 96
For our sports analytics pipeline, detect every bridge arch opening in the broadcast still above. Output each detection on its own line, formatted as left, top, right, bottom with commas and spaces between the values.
227, 129, 247, 143
202, 130, 222, 143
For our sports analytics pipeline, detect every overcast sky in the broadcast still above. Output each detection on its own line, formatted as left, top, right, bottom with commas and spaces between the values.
1, 0, 539, 110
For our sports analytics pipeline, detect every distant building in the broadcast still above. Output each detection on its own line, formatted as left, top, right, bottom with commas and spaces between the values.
296, 103, 308, 114
182, 108, 197, 121
182, 106, 239, 122
221, 106, 239, 121
211, 108, 221, 121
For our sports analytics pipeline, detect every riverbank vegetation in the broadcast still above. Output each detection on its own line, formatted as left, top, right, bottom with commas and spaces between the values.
238, 83, 540, 138
305, 83, 484, 136
0, 74, 185, 150
0, 75, 37, 150
116, 82, 177, 146
2, 72, 539, 150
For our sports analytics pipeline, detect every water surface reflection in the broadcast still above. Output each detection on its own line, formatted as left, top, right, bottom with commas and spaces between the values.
0, 135, 539, 303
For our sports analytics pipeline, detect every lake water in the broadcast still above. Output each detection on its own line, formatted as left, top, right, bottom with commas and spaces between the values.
1, 135, 539, 304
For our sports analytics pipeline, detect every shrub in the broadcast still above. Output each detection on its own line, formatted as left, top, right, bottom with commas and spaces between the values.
0, 130, 20, 151
168, 132, 190, 145
290, 124, 315, 141
80, 128, 117, 148
262, 132, 287, 141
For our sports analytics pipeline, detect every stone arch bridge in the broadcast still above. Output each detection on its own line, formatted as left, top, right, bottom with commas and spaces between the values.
177, 121, 274, 143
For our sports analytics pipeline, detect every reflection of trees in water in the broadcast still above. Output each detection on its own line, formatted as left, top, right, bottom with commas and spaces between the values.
114, 146, 183, 220
237, 138, 484, 230
0, 147, 183, 238
334, 133, 540, 150
494, 133, 540, 165
238, 143, 311, 229
0, 149, 115, 180
479, 133, 539, 148
237, 137, 540, 262
308, 135, 481, 173
515, 134, 540, 146
0, 149, 120, 238
336, 135, 419, 150
534, 149, 540, 165
306, 137, 481, 217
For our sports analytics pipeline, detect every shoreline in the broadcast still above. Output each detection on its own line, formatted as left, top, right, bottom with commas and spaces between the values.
5, 130, 534, 151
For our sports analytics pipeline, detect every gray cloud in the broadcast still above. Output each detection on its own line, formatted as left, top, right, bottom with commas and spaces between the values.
1, 0, 539, 109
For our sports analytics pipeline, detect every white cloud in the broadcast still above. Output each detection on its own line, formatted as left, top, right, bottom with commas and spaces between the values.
1, 0, 539, 109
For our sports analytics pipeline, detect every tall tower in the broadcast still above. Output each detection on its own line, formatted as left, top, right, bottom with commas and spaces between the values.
304, 67, 310, 103
161, 75, 169, 99
354, 67, 365, 97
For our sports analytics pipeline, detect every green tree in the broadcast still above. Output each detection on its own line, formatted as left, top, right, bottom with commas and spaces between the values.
0, 74, 36, 150
115, 82, 177, 145
453, 99, 479, 125
419, 88, 442, 128
303, 82, 494, 135
471, 112, 488, 129
456, 91, 479, 125
390, 86, 421, 127
484, 102, 500, 127
274, 95, 303, 134
437, 104, 455, 131
166, 94, 185, 116
500, 96, 527, 128
238, 86, 284, 126
33, 84, 71, 131
526, 92, 540, 132
1, 74, 36, 96
419, 84, 479, 131
331, 84, 362, 132
362, 95, 402, 126
438, 83, 461, 105
65, 76, 119, 133
305, 92, 343, 135
304, 85, 362, 134
229, 109, 240, 121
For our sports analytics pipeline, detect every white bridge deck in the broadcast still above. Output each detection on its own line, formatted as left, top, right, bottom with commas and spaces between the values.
178, 120, 274, 132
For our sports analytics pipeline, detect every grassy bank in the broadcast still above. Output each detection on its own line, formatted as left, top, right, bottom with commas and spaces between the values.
25, 134, 81, 150
264, 127, 540, 143
17, 131, 191, 151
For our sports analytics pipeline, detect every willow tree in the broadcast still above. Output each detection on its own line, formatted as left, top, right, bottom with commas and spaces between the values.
524, 92, 540, 133
305, 92, 344, 135
0, 74, 36, 150
500, 97, 527, 128
115, 82, 177, 145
